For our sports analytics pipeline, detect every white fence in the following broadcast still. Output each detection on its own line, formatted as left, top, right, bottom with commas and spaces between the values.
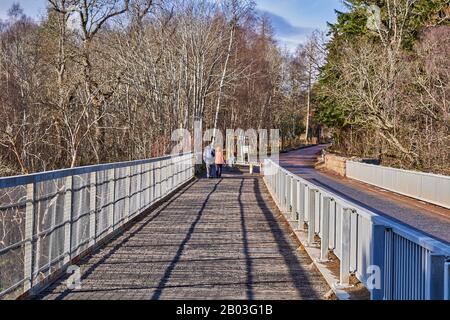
346, 161, 450, 209
264, 159, 450, 300
0, 153, 194, 299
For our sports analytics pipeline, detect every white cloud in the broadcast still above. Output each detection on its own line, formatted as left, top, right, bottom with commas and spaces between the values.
258, 10, 315, 52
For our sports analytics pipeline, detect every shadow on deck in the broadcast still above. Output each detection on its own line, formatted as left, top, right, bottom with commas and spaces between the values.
35, 168, 330, 300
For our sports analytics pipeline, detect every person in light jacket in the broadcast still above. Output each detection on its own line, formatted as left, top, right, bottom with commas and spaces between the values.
203, 143, 215, 178
215, 147, 225, 178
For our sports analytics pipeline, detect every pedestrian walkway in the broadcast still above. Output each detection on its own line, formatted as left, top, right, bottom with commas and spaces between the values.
36, 169, 331, 300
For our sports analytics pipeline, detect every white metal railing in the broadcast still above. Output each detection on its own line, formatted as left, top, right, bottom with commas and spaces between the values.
0, 153, 194, 299
346, 161, 450, 209
263, 159, 450, 300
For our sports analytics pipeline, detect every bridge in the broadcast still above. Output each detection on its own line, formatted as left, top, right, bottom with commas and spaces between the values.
0, 146, 449, 300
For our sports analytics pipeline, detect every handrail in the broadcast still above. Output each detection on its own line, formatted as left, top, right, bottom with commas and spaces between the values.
346, 161, 450, 209
0, 153, 195, 299
273, 162, 450, 255
0, 153, 192, 188
263, 159, 450, 300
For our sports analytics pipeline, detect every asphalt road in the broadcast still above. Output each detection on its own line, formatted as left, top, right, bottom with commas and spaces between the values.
279, 145, 450, 245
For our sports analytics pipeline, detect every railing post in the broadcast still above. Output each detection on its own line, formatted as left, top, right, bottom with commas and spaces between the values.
89, 172, 97, 247
315, 191, 321, 235
182, 156, 186, 184
290, 176, 296, 221
138, 164, 144, 212
159, 160, 163, 199
383, 228, 394, 300
339, 208, 352, 286
123, 166, 131, 224
108, 169, 115, 232
63, 176, 73, 264
179, 158, 182, 185
135, 164, 142, 215
307, 189, 317, 245
23, 182, 35, 293
145, 163, 151, 210
425, 253, 446, 300
286, 176, 291, 214
273, 169, 276, 195
161, 160, 166, 197
350, 209, 358, 272
276, 171, 280, 207
445, 262, 450, 300
370, 223, 386, 300
167, 160, 171, 191
329, 199, 336, 250
165, 159, 169, 194
166, 159, 170, 193
296, 181, 304, 230
171, 159, 175, 190
302, 185, 309, 230
284, 174, 289, 214
174, 159, 177, 189
180, 158, 183, 185
320, 196, 331, 261
275, 170, 279, 199
279, 173, 284, 212
174, 160, 178, 188
280, 173, 284, 212
156, 160, 161, 200
149, 162, 154, 205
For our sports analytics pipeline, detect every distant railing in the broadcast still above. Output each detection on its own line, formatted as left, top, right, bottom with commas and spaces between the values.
346, 161, 450, 209
0, 153, 194, 299
264, 159, 450, 300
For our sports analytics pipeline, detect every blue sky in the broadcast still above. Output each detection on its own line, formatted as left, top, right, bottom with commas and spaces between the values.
0, 0, 47, 20
0, 0, 345, 51
255, 0, 345, 51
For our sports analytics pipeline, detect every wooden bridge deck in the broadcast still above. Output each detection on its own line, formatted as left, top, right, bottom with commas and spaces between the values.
36, 169, 330, 300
